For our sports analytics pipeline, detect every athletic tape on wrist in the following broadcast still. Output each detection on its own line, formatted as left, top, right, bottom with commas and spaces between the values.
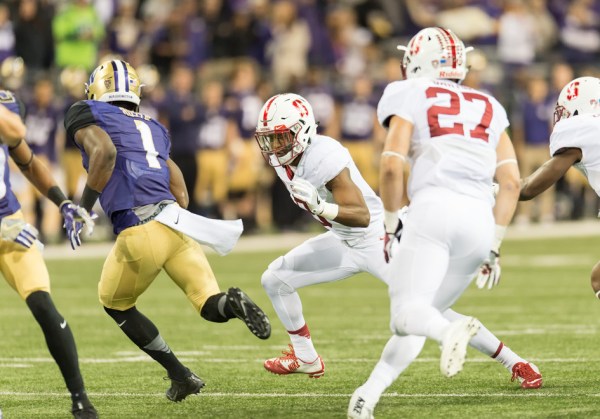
318, 202, 339, 220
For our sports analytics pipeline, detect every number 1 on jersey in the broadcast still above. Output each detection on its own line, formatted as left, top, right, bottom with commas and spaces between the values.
134, 120, 161, 169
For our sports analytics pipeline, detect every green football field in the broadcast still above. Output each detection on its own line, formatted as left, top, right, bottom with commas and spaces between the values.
1, 235, 600, 418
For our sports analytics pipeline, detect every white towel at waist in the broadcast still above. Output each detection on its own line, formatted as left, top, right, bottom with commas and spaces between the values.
155, 204, 243, 255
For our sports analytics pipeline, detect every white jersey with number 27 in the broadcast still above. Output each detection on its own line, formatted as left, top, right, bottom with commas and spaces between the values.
377, 78, 509, 205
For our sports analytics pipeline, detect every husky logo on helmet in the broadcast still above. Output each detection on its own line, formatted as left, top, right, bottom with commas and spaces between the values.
554, 77, 600, 125
85, 60, 142, 105
397, 27, 473, 82
255, 93, 317, 167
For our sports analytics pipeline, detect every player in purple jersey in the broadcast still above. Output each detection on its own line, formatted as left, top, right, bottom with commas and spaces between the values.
64, 60, 271, 402
0, 90, 97, 418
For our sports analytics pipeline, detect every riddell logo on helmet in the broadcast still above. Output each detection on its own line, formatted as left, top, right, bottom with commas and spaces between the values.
439, 70, 463, 78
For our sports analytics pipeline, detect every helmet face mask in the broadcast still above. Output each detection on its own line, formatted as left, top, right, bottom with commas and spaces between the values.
85, 60, 142, 106
397, 27, 472, 82
255, 94, 317, 167
554, 77, 600, 125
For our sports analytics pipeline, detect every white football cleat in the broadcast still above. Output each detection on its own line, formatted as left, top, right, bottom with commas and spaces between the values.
264, 344, 325, 378
440, 317, 481, 378
348, 389, 375, 419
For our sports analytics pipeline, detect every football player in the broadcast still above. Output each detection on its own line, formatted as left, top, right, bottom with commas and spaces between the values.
64, 60, 271, 402
348, 28, 541, 418
255, 93, 540, 390
0, 91, 97, 418
520, 76, 600, 298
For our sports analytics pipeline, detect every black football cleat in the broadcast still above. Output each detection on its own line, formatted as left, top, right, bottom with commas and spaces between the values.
71, 401, 98, 419
166, 371, 205, 402
227, 287, 271, 340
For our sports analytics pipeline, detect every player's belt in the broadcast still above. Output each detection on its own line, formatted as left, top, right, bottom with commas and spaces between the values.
132, 202, 170, 227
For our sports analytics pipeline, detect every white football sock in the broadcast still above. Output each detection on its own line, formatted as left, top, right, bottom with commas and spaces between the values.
443, 309, 524, 370
359, 335, 426, 404
289, 330, 318, 363
492, 343, 525, 371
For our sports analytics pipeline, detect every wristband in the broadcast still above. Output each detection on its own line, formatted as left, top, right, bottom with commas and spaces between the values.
384, 210, 399, 233
493, 224, 507, 253
595, 290, 600, 300
80, 185, 101, 212
47, 186, 69, 208
318, 202, 339, 220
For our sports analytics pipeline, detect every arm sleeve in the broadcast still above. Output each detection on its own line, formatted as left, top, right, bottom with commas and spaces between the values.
64, 101, 96, 143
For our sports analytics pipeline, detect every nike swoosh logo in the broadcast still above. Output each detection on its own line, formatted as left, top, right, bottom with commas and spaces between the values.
118, 320, 127, 327
60, 320, 67, 329
175, 213, 180, 225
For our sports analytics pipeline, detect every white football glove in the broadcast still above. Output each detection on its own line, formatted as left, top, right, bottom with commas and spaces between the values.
290, 178, 324, 215
475, 250, 501, 289
1, 218, 40, 249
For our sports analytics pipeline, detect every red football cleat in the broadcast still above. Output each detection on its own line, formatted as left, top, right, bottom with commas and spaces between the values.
511, 362, 543, 389
264, 344, 325, 378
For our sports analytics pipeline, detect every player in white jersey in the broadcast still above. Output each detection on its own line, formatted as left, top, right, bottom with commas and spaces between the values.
255, 93, 541, 386
520, 76, 600, 298
348, 28, 541, 418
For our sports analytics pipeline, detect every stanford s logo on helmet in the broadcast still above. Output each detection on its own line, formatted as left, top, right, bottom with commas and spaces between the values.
554, 76, 600, 125
397, 27, 473, 82
255, 93, 317, 167
85, 60, 142, 105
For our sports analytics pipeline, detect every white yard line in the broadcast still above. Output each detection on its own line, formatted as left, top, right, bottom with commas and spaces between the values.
0, 356, 594, 366
0, 391, 594, 398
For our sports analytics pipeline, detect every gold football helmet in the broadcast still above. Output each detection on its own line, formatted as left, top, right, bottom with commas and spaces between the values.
85, 60, 142, 105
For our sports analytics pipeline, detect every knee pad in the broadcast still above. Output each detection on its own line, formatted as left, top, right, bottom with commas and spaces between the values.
261, 269, 294, 295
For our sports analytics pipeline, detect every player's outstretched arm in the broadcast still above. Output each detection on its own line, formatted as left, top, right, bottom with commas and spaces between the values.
380, 116, 411, 216
167, 158, 189, 209
74, 125, 116, 212
494, 132, 521, 227
9, 139, 69, 203
475, 132, 520, 289
10, 137, 95, 248
325, 168, 370, 227
519, 148, 581, 201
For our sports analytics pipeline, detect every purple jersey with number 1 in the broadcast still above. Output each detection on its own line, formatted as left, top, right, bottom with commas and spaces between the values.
64, 100, 175, 234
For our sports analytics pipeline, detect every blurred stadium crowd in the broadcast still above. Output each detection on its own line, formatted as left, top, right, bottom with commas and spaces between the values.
1, 0, 600, 241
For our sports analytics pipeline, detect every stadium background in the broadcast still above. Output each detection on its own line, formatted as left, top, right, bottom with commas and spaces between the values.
0, 0, 598, 241
3, 2, 600, 418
